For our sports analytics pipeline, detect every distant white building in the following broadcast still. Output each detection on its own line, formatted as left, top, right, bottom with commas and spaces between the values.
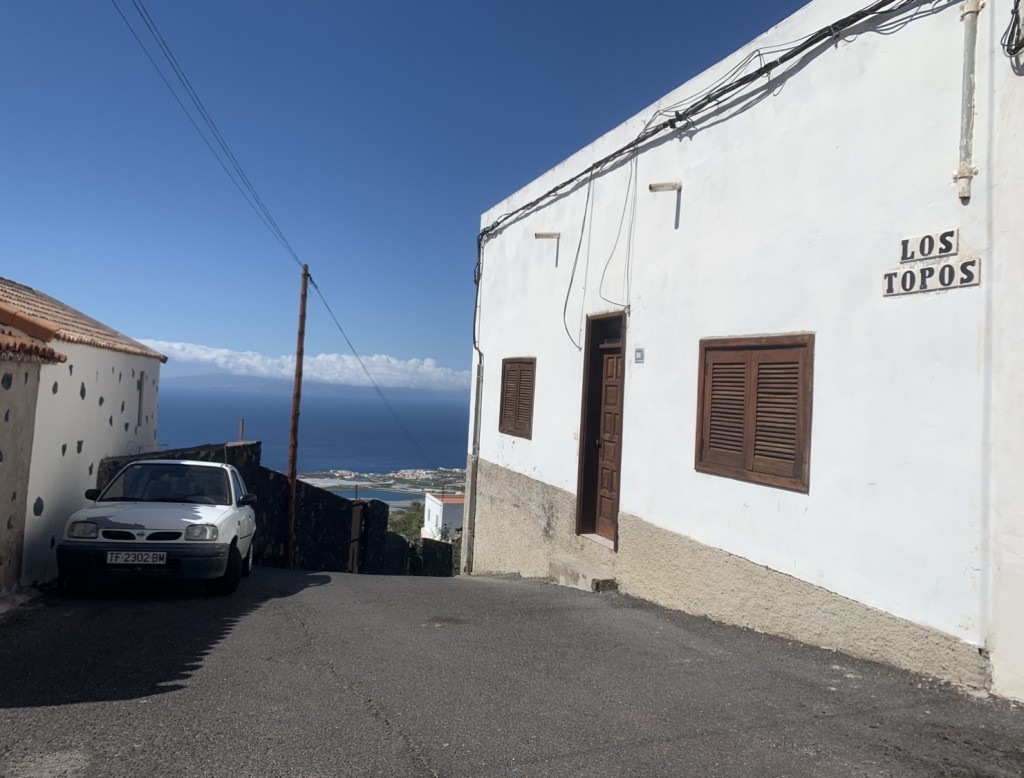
464, 0, 1024, 702
0, 278, 166, 592
422, 493, 464, 540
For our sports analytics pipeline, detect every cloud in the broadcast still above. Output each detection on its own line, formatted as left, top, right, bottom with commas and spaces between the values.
141, 340, 471, 390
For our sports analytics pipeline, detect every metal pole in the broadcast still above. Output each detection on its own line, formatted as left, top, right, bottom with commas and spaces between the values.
956, 0, 983, 200
463, 355, 483, 574
463, 238, 486, 574
287, 264, 309, 569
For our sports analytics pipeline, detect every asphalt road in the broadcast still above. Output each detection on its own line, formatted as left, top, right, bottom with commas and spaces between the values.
1, 569, 1022, 778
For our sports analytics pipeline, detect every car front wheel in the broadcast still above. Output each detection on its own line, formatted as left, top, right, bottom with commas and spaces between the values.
206, 543, 242, 596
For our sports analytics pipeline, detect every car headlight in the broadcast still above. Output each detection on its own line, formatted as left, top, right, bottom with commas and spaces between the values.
185, 524, 219, 541
68, 521, 98, 539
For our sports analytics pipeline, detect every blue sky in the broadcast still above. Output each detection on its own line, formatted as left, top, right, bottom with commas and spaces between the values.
1, 0, 806, 390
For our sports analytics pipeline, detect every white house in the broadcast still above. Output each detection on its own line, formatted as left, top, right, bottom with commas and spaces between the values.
463, 0, 1024, 702
421, 492, 465, 540
0, 278, 166, 592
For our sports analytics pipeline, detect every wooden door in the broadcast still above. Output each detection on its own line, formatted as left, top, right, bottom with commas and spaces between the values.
576, 312, 625, 545
595, 347, 623, 540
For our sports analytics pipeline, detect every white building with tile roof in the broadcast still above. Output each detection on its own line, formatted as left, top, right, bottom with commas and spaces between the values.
0, 277, 166, 592
422, 492, 464, 540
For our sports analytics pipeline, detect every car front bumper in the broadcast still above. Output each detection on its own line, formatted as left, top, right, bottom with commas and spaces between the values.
57, 542, 230, 581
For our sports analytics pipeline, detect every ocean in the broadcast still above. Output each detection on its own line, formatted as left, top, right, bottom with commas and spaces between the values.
156, 380, 470, 475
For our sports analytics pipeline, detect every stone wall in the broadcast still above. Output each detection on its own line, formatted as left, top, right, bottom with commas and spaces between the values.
251, 466, 357, 573
408, 538, 454, 577
357, 499, 390, 574
98, 441, 262, 492
352, 503, 454, 577
380, 532, 411, 576
0, 361, 41, 597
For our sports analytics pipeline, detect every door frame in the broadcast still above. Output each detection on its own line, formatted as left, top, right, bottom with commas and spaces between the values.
575, 311, 626, 550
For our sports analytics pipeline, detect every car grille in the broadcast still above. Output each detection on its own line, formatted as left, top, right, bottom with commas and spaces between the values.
102, 530, 137, 541
146, 532, 183, 541
99, 530, 184, 541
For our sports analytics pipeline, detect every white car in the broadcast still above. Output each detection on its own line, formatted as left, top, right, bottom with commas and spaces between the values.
57, 459, 257, 595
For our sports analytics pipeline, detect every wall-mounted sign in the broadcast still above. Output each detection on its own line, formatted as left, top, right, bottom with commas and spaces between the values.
900, 229, 958, 262
884, 228, 978, 297
883, 258, 980, 297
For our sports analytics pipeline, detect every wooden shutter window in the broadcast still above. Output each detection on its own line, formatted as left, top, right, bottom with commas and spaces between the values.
750, 352, 802, 480
499, 358, 536, 439
703, 352, 747, 469
695, 334, 813, 492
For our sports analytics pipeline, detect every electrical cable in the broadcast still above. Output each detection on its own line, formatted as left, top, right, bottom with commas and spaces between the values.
115, 0, 304, 269
110, 0, 298, 263
113, 0, 441, 472
129, 0, 303, 267
598, 154, 638, 307
561, 173, 594, 350
1003, 0, 1023, 57
113, 0, 303, 268
477, 0, 930, 249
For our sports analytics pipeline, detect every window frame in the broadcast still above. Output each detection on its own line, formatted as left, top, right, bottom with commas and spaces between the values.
694, 333, 814, 493
498, 357, 536, 440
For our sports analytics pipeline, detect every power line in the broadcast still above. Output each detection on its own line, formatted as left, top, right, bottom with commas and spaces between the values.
112, 0, 441, 472
477, 0, 931, 247
111, 0, 303, 269
129, 0, 303, 267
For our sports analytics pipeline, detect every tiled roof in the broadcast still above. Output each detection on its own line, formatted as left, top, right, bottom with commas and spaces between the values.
0, 334, 67, 364
427, 493, 465, 504
0, 277, 166, 362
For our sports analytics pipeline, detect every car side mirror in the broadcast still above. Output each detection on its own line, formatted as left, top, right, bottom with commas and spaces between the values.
85, 488, 100, 501
238, 493, 257, 507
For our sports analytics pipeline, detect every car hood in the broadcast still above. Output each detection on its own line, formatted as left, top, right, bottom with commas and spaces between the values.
68, 502, 233, 531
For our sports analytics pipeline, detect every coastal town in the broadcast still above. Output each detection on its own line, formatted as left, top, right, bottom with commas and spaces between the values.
314, 467, 465, 494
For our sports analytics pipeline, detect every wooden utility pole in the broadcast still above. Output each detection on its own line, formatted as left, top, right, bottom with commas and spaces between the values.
286, 264, 309, 569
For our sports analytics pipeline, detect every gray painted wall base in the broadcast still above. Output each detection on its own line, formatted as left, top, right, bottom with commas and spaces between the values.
471, 459, 989, 692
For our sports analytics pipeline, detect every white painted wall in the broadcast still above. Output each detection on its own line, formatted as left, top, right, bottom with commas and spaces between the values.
475, 0, 1022, 668
423, 494, 465, 540
424, 494, 443, 539
21, 342, 161, 586
985, 1, 1024, 700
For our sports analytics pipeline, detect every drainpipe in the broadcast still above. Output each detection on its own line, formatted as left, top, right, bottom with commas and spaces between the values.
462, 236, 486, 574
956, 0, 984, 200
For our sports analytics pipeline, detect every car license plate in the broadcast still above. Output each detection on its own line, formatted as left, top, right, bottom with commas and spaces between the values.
106, 551, 167, 565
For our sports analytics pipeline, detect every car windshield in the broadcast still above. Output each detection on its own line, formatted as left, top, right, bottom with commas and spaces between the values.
100, 463, 232, 506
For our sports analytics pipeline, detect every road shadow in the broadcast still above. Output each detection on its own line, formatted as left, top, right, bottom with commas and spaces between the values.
0, 567, 330, 709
